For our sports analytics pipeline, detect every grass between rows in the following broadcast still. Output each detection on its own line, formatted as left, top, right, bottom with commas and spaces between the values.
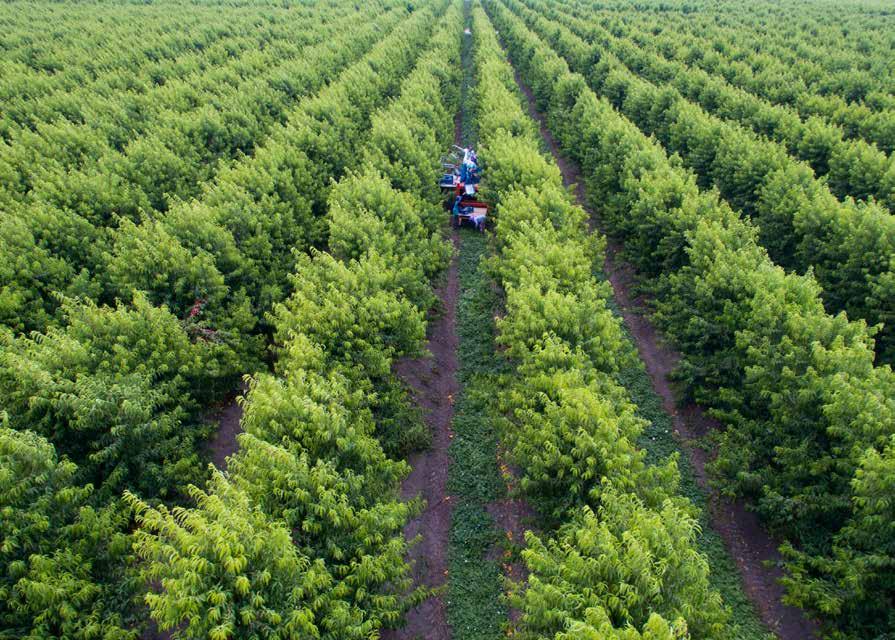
445, 8, 510, 637
446, 228, 508, 640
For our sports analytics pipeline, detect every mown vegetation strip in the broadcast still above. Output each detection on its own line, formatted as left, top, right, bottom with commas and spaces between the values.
448, 230, 510, 640
445, 8, 509, 637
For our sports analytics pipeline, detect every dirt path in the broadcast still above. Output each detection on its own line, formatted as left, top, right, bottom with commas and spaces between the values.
510, 66, 819, 640
206, 388, 245, 471
486, 449, 537, 626
384, 231, 460, 640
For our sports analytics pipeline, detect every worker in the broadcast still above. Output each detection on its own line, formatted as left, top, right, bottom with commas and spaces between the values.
452, 194, 465, 217
454, 194, 475, 218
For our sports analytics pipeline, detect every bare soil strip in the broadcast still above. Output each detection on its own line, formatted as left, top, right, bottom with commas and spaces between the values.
510, 66, 819, 640
485, 450, 537, 627
384, 231, 460, 640
207, 391, 245, 471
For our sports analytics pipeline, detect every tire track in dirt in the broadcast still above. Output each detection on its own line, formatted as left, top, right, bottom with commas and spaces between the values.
485, 452, 537, 627
384, 229, 460, 640
508, 60, 819, 640
207, 388, 245, 471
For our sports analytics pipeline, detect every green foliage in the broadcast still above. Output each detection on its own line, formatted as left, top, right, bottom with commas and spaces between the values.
327, 169, 450, 309
546, 2, 895, 212
780, 436, 895, 639
555, 611, 687, 640
0, 0, 417, 337
202, 139, 320, 309
364, 90, 448, 199
491, 183, 590, 243
0, 32, 460, 640
229, 434, 423, 632
470, 7, 732, 637
0, 295, 216, 500
486, 1, 895, 636
480, 132, 562, 204
0, 214, 79, 333
125, 5, 464, 637
273, 251, 427, 380
104, 215, 263, 376
499, 340, 679, 522
497, 281, 628, 374
106, 218, 227, 315
1, 428, 137, 640
511, 489, 728, 640
128, 477, 337, 640
97, 0, 445, 336
510, 0, 895, 364
240, 355, 408, 500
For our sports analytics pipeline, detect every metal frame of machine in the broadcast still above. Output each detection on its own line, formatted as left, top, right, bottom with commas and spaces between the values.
439, 145, 488, 231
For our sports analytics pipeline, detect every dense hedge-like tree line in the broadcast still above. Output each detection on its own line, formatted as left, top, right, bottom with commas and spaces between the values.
1, 1, 408, 339
527, 0, 895, 212
563, 0, 895, 154
98, 0, 437, 342
664, 6, 895, 100
650, 15, 895, 154
604, 0, 895, 99
127, 6, 461, 634
486, 1, 895, 637
0, 2, 396, 205
1, 0, 441, 495
2, 0, 439, 505
1, 1, 272, 132
504, 0, 895, 367
0, 1, 454, 636
471, 6, 733, 638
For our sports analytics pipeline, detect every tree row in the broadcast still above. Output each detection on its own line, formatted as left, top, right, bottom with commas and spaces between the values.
0, 2, 452, 636
574, 0, 895, 153
128, 5, 461, 635
532, 0, 895, 211
486, 2, 894, 637
471, 5, 735, 638
504, 0, 895, 365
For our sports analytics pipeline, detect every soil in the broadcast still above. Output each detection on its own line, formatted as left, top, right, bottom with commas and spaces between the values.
485, 449, 537, 626
510, 66, 819, 640
140, 617, 173, 640
206, 385, 246, 471
383, 231, 460, 640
